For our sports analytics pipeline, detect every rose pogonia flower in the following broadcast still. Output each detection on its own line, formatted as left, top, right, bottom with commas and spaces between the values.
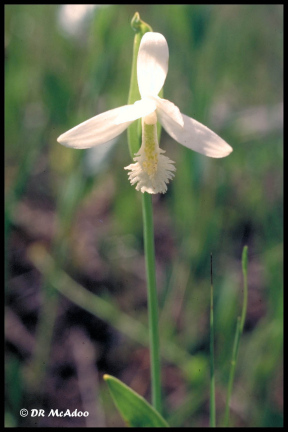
58, 32, 232, 194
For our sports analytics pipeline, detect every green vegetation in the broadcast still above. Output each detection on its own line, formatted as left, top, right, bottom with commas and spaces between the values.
5, 5, 283, 427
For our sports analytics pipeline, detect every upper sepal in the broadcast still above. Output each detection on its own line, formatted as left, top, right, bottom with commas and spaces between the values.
137, 32, 169, 98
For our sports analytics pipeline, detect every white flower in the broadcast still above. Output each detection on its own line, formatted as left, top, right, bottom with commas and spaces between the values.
57, 32, 232, 194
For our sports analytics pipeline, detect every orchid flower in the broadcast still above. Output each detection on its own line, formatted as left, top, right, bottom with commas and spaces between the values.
57, 32, 232, 194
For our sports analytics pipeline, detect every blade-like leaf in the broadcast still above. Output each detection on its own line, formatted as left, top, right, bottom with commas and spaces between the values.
104, 374, 169, 427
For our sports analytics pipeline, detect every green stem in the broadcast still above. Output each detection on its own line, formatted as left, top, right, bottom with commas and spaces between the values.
142, 192, 162, 414
210, 254, 216, 427
223, 246, 248, 426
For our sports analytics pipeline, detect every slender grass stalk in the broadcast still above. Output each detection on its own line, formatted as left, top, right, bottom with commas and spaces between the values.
223, 317, 241, 426
210, 253, 216, 427
127, 13, 162, 413
223, 246, 248, 426
29, 279, 59, 388
240, 246, 249, 334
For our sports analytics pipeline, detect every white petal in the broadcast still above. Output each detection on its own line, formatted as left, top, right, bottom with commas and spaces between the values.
57, 106, 133, 149
114, 98, 156, 124
137, 32, 169, 98
153, 96, 184, 128
157, 109, 233, 158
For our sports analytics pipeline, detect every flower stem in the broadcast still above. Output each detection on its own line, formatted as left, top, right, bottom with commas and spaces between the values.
142, 192, 162, 414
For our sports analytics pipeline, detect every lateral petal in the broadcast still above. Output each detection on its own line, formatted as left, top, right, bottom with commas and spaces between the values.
114, 98, 156, 124
137, 32, 169, 98
158, 110, 233, 158
57, 106, 133, 149
154, 96, 184, 128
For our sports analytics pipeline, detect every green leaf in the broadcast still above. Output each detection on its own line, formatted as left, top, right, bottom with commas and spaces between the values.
104, 374, 169, 427
127, 13, 153, 158
241, 245, 248, 277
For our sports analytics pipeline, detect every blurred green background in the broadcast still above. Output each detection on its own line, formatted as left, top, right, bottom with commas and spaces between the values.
5, 4, 283, 427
